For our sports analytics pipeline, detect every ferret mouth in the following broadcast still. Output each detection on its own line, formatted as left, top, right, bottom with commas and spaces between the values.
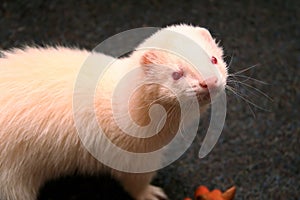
186, 88, 221, 105
196, 93, 211, 103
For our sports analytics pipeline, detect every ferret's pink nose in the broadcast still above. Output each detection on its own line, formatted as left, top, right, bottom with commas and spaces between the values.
199, 76, 218, 89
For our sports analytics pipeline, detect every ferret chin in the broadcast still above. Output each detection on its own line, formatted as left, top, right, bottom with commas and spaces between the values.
0, 24, 227, 200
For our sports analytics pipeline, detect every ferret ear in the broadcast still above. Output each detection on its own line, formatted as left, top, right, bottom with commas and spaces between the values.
140, 51, 159, 66
198, 27, 214, 41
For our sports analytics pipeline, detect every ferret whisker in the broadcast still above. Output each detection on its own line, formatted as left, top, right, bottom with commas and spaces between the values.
178, 99, 197, 140
166, 105, 178, 130
153, 104, 177, 141
226, 53, 234, 70
228, 74, 269, 85
145, 95, 167, 105
227, 77, 241, 95
227, 79, 273, 101
146, 98, 169, 108
232, 64, 260, 75
225, 85, 256, 117
225, 85, 240, 97
226, 85, 271, 112
227, 65, 272, 114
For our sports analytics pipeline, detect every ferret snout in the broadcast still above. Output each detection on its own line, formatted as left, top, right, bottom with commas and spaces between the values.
199, 76, 218, 90
188, 76, 220, 102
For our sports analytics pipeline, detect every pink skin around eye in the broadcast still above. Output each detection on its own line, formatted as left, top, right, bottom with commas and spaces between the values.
211, 56, 218, 64
172, 70, 183, 80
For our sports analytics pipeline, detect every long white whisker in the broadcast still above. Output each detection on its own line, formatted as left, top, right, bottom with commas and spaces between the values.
225, 85, 256, 117
227, 77, 241, 94
226, 85, 271, 112
168, 105, 180, 128
226, 53, 234, 69
148, 96, 169, 106
228, 74, 269, 85
233, 64, 260, 75
227, 79, 273, 101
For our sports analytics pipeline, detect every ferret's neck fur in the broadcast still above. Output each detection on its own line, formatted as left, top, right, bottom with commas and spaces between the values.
94, 54, 182, 153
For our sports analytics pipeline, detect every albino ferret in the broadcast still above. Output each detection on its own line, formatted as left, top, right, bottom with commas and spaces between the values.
0, 24, 227, 200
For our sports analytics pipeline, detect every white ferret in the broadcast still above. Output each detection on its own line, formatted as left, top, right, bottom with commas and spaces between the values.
0, 24, 228, 200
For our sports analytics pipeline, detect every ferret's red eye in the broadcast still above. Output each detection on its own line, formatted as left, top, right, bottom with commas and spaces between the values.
172, 71, 183, 80
211, 56, 218, 64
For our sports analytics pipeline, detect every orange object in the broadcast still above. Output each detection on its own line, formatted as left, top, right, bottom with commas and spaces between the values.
184, 185, 236, 200
220, 186, 236, 200
194, 185, 210, 197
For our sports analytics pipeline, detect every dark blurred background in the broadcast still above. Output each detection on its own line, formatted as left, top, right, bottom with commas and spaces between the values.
0, 0, 299, 199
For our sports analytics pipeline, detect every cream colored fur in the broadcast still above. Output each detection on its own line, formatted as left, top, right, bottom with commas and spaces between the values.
0, 24, 227, 200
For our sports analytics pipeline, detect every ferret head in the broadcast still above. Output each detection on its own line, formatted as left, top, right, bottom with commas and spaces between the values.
135, 24, 227, 107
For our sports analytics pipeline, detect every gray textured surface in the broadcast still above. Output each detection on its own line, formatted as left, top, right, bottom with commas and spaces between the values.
0, 0, 299, 199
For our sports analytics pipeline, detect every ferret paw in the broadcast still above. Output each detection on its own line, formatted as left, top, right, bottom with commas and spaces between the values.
136, 185, 168, 200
